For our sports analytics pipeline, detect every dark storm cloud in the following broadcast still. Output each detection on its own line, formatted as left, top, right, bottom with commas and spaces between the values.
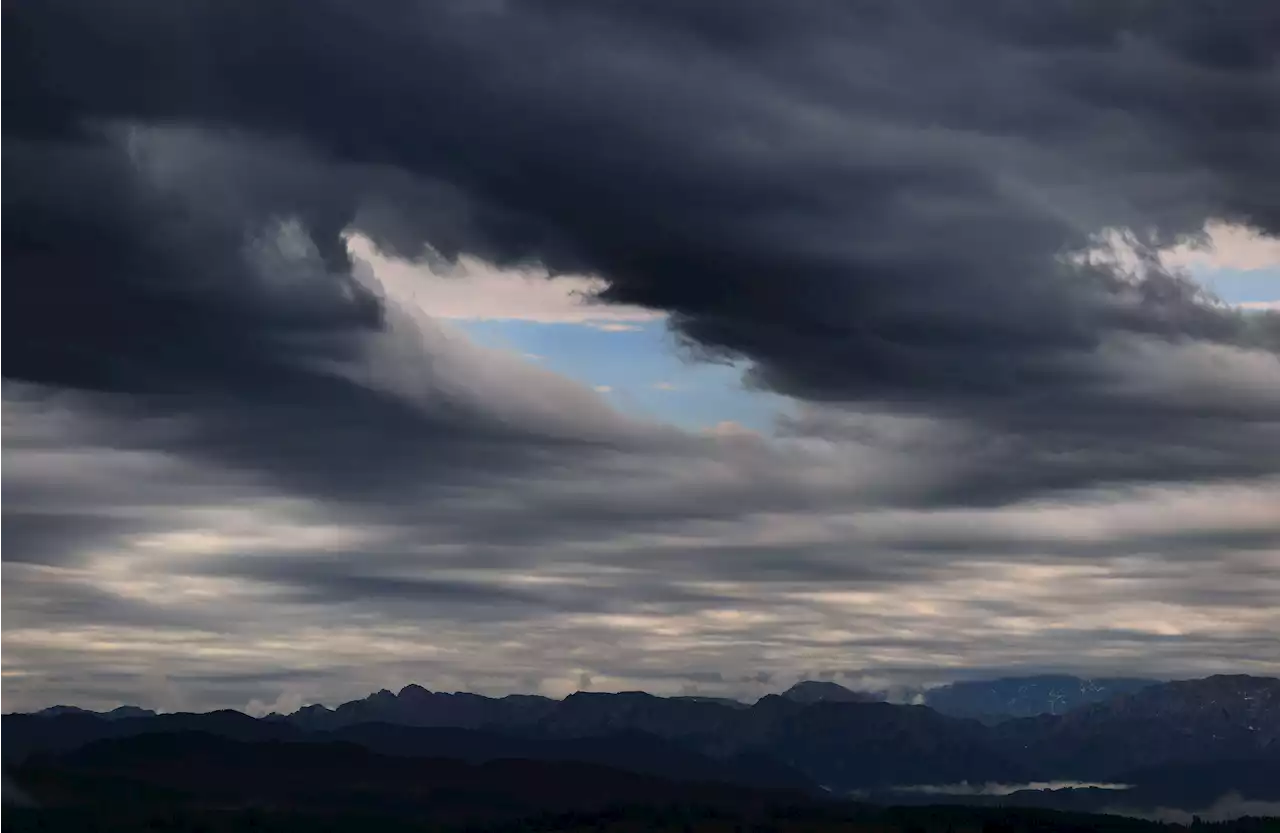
0, 511, 135, 567
0, 123, 664, 519
184, 544, 754, 623
2, 129, 376, 393
876, 525, 1280, 561
172, 669, 341, 687
5, 0, 1279, 508
3, 0, 1280, 710
1, 564, 222, 633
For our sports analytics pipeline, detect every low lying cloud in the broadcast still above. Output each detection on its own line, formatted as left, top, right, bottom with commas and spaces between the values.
1107, 792, 1280, 824
889, 781, 1132, 797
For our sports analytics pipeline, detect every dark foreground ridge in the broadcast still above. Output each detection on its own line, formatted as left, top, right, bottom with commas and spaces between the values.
11, 804, 1277, 833
5, 732, 1279, 833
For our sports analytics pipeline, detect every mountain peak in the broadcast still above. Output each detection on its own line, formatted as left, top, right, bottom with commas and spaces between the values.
35, 705, 92, 717
779, 680, 872, 704
35, 704, 157, 721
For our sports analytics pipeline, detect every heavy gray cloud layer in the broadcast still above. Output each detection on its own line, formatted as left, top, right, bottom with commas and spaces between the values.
2, 0, 1279, 710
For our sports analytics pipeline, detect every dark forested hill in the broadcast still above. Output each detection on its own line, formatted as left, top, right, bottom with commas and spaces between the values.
9, 732, 1274, 833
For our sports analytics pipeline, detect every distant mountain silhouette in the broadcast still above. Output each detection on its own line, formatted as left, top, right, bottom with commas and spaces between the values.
32, 705, 157, 721
780, 680, 876, 704
6, 674, 1277, 796
740, 695, 1028, 789
917, 675, 1156, 722
279, 674, 1162, 728
992, 674, 1280, 778
279, 684, 557, 731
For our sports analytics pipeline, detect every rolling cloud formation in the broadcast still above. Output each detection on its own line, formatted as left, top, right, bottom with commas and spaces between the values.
3, 0, 1279, 711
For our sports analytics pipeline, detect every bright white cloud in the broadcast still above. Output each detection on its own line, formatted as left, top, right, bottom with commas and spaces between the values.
1161, 221, 1280, 272
1066, 222, 1280, 310
345, 232, 664, 326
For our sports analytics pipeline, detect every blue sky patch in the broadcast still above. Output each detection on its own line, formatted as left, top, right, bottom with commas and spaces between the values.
456, 319, 787, 433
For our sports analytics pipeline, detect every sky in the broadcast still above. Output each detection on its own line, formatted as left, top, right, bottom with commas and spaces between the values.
2, 0, 1279, 715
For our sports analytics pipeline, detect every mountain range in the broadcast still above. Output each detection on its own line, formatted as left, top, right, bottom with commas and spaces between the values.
17, 673, 1161, 730
262, 674, 1169, 730
6, 673, 1278, 813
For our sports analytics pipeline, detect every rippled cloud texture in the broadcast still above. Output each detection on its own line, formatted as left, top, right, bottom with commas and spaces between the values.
3, 0, 1279, 712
